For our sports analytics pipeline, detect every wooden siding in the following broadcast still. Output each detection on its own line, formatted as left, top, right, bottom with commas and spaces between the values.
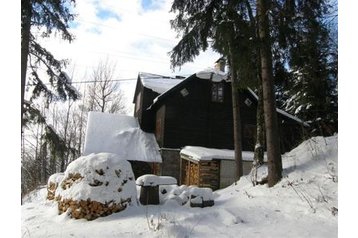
138, 87, 160, 132
277, 114, 306, 152
134, 74, 306, 155
155, 106, 166, 147
159, 78, 259, 151
180, 155, 220, 190
198, 160, 220, 190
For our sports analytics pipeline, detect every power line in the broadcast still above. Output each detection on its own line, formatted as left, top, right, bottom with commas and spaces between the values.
69, 78, 137, 84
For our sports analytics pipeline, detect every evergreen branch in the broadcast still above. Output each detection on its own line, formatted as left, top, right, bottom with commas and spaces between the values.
169, 26, 202, 69
31, 0, 75, 42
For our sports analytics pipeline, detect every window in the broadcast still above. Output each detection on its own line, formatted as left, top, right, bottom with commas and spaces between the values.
245, 98, 252, 107
211, 83, 224, 102
180, 88, 189, 97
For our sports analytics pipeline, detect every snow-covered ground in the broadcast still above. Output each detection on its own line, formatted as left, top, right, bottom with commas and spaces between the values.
22, 135, 338, 237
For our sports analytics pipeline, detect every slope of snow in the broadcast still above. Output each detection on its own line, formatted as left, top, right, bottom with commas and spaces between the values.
22, 135, 338, 238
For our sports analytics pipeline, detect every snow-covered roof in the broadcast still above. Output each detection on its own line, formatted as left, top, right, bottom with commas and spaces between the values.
143, 70, 307, 127
195, 67, 228, 82
83, 112, 162, 163
180, 146, 267, 162
246, 88, 309, 126
139, 72, 184, 94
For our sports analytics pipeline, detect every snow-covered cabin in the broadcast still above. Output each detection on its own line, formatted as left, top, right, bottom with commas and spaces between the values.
180, 146, 267, 190
83, 112, 162, 178
132, 66, 307, 184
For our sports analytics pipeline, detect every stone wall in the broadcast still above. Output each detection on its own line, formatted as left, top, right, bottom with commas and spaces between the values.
160, 148, 180, 183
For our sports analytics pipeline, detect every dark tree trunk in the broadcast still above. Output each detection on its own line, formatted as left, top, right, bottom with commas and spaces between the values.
229, 40, 243, 180
21, 0, 32, 133
257, 0, 282, 187
254, 76, 265, 165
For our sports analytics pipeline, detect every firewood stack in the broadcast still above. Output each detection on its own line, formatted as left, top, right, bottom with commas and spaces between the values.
55, 196, 131, 221
47, 182, 57, 200
46, 153, 138, 221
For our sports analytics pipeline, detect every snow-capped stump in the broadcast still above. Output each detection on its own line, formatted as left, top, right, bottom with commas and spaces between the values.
189, 187, 214, 208
136, 174, 177, 205
47, 173, 64, 200
55, 153, 137, 220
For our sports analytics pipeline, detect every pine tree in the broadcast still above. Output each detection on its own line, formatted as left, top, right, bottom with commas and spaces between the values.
169, 0, 248, 179
21, 0, 80, 193
257, 0, 283, 186
21, 0, 79, 131
272, 0, 337, 136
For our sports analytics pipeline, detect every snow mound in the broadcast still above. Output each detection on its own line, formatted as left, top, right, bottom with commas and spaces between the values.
55, 153, 137, 220
83, 112, 162, 163
282, 135, 338, 182
160, 185, 214, 207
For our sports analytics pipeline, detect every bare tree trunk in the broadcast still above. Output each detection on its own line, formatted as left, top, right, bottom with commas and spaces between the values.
257, 0, 282, 187
78, 88, 86, 155
229, 40, 243, 180
61, 100, 72, 171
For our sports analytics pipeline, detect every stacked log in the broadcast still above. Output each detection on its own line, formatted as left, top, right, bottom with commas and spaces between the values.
55, 196, 131, 221
47, 182, 57, 200
47, 173, 64, 201
61, 173, 84, 190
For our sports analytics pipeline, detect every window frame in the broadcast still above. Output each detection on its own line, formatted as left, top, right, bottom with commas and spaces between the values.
211, 82, 224, 103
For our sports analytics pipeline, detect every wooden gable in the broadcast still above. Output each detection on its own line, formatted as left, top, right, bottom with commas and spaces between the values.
150, 74, 261, 151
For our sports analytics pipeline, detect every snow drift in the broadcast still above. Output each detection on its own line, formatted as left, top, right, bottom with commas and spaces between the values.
22, 135, 338, 237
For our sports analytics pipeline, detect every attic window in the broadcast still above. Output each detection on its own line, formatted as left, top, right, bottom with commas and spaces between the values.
245, 98, 252, 107
180, 88, 189, 97
212, 83, 224, 102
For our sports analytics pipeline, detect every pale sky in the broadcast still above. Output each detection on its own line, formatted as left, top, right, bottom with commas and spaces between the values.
39, 0, 221, 81
36, 0, 221, 112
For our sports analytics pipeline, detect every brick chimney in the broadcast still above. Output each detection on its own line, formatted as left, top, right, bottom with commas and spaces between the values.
214, 57, 226, 72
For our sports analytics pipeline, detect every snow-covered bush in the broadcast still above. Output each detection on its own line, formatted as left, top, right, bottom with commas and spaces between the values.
54, 153, 137, 220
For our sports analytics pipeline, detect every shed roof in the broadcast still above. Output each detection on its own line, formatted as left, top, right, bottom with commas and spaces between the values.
180, 146, 268, 162
83, 112, 162, 163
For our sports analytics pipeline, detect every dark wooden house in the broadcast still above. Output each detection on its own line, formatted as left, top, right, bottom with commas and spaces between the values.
133, 70, 307, 183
